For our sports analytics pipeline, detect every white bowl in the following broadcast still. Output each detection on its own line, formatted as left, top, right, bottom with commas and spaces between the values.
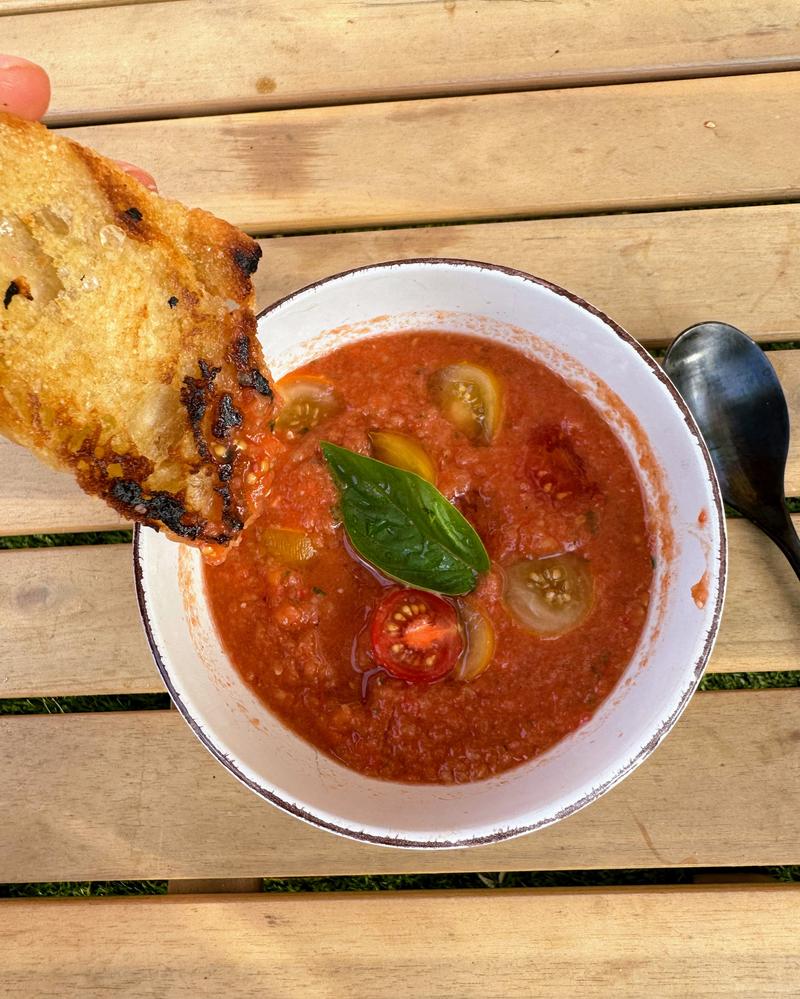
134, 259, 726, 848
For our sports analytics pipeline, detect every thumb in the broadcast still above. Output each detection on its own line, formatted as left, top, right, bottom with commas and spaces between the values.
0, 54, 50, 121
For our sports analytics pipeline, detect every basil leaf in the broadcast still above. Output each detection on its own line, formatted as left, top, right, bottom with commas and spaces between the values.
320, 441, 490, 596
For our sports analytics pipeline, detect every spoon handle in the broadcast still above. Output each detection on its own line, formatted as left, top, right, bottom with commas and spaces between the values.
763, 507, 800, 583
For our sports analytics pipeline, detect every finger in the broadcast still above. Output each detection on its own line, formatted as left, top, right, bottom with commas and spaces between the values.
114, 159, 158, 193
0, 54, 50, 121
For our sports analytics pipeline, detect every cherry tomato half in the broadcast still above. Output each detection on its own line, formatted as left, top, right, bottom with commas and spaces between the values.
504, 554, 593, 637
370, 588, 463, 683
430, 362, 503, 444
274, 374, 342, 440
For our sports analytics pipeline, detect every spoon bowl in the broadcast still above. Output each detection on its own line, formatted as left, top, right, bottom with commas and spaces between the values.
664, 322, 800, 579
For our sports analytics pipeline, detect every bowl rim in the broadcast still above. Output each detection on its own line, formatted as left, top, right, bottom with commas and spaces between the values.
133, 256, 728, 849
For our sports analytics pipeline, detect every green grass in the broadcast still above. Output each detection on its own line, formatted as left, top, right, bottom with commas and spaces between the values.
258, 870, 693, 893
0, 530, 132, 550
768, 867, 800, 883
260, 866, 800, 890
0, 880, 167, 899
700, 671, 800, 691
761, 340, 800, 350
0, 694, 170, 715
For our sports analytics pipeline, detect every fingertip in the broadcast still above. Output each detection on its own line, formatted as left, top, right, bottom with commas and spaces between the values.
0, 55, 51, 120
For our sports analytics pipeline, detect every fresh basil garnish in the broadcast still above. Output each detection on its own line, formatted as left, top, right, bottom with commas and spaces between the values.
320, 441, 490, 595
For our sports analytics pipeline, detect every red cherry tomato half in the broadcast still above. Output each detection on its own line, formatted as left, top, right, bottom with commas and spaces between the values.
525, 424, 597, 503
370, 588, 463, 683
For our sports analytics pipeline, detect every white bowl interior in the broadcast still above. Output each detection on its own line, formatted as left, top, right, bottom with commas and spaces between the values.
136, 260, 725, 847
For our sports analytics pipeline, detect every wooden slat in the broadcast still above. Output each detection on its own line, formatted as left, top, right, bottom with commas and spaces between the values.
1, 691, 798, 881
62, 73, 800, 233
715, 514, 800, 672
258, 204, 800, 346
4, 2, 800, 124
0, 439, 125, 537
3, 887, 799, 998
0, 544, 158, 697
1, 515, 798, 698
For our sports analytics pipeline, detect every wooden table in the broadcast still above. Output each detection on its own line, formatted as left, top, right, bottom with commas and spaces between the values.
2, 2, 800, 995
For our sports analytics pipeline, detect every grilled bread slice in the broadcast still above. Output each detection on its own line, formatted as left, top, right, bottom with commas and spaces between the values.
0, 112, 282, 554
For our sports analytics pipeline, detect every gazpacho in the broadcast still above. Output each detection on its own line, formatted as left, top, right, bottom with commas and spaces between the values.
204, 331, 653, 784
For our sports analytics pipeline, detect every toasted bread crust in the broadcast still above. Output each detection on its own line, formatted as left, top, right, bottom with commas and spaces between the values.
0, 113, 282, 549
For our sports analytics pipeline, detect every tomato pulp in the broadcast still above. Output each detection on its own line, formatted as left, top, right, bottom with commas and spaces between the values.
204, 331, 654, 784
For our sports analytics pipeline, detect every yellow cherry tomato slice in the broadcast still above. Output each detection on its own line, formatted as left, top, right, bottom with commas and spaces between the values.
504, 554, 593, 637
430, 362, 503, 444
369, 430, 437, 483
259, 526, 316, 565
453, 598, 496, 681
274, 374, 341, 440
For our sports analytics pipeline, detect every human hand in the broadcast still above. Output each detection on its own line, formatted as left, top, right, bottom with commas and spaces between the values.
0, 54, 157, 191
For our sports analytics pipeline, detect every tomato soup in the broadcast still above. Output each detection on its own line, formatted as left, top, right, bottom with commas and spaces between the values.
204, 331, 654, 784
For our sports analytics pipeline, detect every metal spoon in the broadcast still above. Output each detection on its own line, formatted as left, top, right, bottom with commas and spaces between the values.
664, 321, 800, 581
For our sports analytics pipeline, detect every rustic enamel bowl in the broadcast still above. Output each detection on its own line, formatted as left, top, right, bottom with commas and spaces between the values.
134, 259, 726, 848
